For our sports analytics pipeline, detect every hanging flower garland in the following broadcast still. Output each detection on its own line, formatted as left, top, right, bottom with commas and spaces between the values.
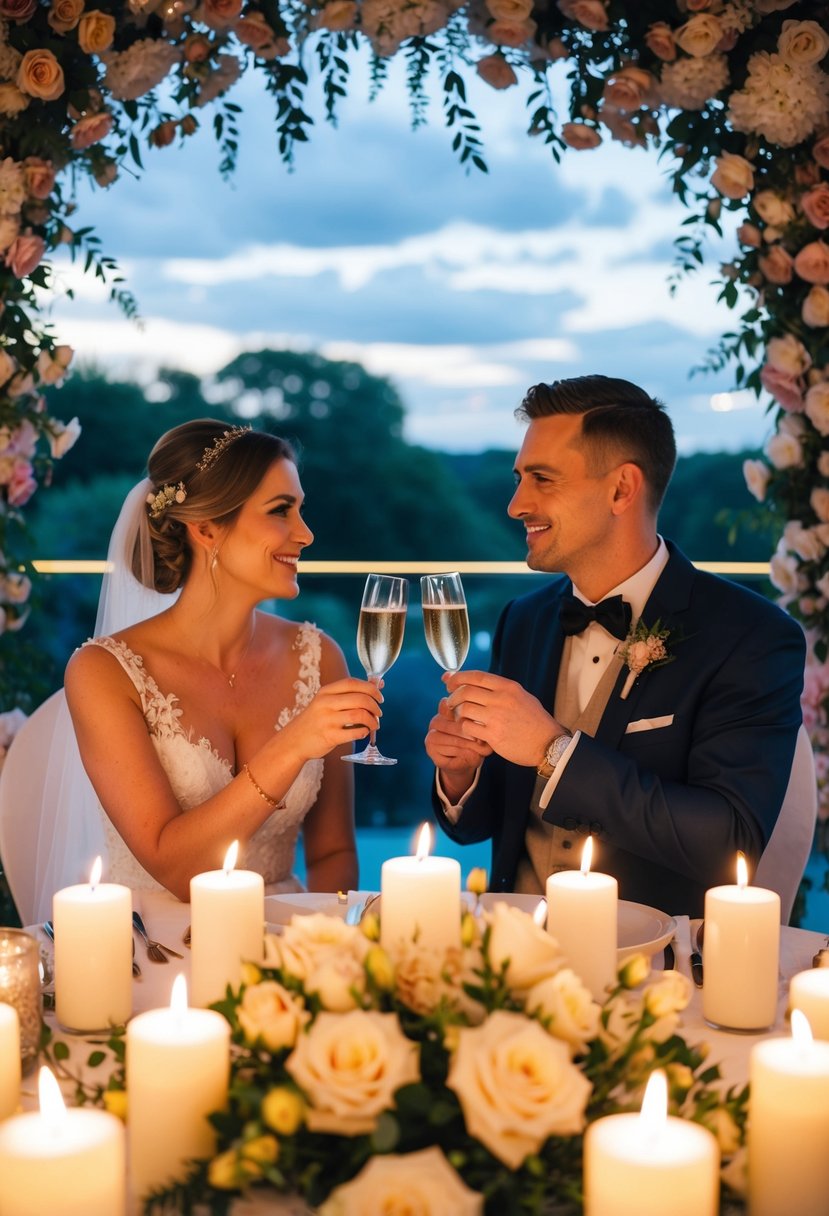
0, 0, 827, 802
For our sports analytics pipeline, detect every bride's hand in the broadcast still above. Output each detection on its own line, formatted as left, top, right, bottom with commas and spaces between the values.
281, 676, 383, 759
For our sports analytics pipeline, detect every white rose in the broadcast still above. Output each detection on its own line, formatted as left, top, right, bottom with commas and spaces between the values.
778, 19, 829, 66
711, 152, 754, 200
236, 980, 308, 1051
803, 285, 829, 328
764, 431, 803, 469
305, 952, 366, 1012
48, 415, 81, 459
674, 12, 723, 57
447, 1010, 591, 1168
642, 970, 692, 1018
752, 189, 795, 226
805, 382, 829, 435
486, 901, 564, 993
812, 489, 829, 523
765, 333, 811, 376
270, 913, 369, 981
317, 1148, 483, 1216
743, 458, 771, 503
769, 550, 801, 596
285, 1010, 419, 1135
525, 967, 601, 1053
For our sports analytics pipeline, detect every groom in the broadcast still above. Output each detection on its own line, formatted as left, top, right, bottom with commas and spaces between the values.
426, 375, 806, 917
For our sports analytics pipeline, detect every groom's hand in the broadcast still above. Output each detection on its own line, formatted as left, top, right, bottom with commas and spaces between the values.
444, 670, 559, 769
425, 694, 491, 803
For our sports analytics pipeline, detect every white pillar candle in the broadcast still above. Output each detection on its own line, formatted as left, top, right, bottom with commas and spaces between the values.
546, 837, 618, 1001
584, 1070, 719, 1216
190, 840, 265, 1008
0, 1067, 125, 1216
127, 974, 230, 1201
0, 1003, 20, 1120
702, 852, 780, 1032
749, 1011, 829, 1216
53, 857, 132, 1032
789, 969, 829, 1041
380, 823, 461, 953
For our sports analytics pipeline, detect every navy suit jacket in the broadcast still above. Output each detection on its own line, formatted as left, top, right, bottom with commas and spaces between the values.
434, 543, 806, 917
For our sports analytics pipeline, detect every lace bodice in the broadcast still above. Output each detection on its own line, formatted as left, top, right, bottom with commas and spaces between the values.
85, 623, 324, 895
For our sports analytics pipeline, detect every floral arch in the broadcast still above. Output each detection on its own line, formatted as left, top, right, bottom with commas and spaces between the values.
0, 0, 827, 804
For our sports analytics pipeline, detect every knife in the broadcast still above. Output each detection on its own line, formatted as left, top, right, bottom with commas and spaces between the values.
690, 920, 704, 987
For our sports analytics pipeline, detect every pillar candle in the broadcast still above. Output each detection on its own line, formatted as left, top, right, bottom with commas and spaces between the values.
0, 1003, 20, 1120
0, 1067, 125, 1216
53, 857, 132, 1032
584, 1071, 719, 1216
789, 969, 829, 1041
702, 853, 779, 1032
546, 837, 618, 1001
380, 823, 461, 953
749, 1011, 829, 1216
190, 840, 265, 1008
127, 974, 230, 1201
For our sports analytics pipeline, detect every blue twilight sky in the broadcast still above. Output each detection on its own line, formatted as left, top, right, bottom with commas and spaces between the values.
43, 55, 774, 456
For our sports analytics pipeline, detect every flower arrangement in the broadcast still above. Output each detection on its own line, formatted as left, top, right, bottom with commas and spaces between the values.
129, 900, 748, 1216
617, 618, 676, 700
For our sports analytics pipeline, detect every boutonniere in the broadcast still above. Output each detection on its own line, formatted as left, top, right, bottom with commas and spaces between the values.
617, 619, 677, 700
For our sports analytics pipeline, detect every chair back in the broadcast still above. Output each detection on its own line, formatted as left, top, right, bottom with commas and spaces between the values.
0, 690, 63, 925
755, 723, 818, 924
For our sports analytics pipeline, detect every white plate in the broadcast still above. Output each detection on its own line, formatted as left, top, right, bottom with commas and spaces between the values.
264, 892, 349, 926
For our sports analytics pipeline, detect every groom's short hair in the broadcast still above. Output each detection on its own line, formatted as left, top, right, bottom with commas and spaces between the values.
516, 374, 677, 512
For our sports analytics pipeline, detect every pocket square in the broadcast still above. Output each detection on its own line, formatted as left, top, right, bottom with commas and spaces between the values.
625, 714, 674, 734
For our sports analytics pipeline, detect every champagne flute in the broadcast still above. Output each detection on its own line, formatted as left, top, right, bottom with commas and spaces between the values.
342, 573, 408, 766
421, 571, 470, 676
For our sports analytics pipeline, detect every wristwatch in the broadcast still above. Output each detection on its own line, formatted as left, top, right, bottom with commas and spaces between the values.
537, 731, 573, 779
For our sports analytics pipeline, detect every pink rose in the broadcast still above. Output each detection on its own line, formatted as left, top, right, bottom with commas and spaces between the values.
813, 131, 829, 171
557, 0, 607, 31
627, 641, 651, 670
69, 111, 113, 150
21, 157, 55, 201
202, 0, 243, 26
486, 16, 535, 45
644, 21, 676, 61
760, 364, 804, 412
561, 121, 601, 149
7, 458, 36, 506
794, 240, 829, 285
795, 162, 821, 187
4, 231, 44, 279
803, 285, 829, 328
234, 11, 287, 55
602, 66, 652, 113
0, 0, 36, 20
758, 245, 794, 285
802, 184, 829, 231
737, 223, 761, 247
475, 54, 517, 90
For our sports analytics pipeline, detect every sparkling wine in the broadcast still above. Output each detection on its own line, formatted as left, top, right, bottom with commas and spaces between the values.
422, 604, 470, 672
357, 607, 406, 676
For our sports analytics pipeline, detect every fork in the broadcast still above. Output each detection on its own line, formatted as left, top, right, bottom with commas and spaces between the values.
132, 911, 183, 962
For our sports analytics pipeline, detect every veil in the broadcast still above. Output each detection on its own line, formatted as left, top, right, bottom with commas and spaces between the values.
31, 479, 179, 921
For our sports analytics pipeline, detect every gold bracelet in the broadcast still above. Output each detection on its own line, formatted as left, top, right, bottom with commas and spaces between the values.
242, 763, 285, 809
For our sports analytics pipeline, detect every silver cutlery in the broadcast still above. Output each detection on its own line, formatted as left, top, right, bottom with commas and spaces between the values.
690, 920, 704, 988
132, 911, 183, 962
662, 939, 676, 971
43, 921, 142, 978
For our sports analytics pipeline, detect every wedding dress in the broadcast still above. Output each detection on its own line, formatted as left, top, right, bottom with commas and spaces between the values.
84, 627, 323, 894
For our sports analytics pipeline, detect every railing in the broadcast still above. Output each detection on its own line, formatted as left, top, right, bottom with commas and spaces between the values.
33, 559, 771, 576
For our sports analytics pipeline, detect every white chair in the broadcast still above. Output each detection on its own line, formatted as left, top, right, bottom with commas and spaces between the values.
0, 690, 63, 925
755, 724, 818, 924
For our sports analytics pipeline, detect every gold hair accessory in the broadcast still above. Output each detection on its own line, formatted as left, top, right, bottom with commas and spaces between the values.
146, 481, 186, 519
196, 425, 252, 474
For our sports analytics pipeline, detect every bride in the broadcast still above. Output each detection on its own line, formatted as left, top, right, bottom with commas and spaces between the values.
41, 419, 381, 907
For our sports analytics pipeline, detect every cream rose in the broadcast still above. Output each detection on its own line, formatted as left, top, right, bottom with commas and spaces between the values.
758, 244, 794, 285
784, 521, 825, 563
645, 21, 676, 61
21, 157, 55, 202
794, 240, 829, 285
47, 416, 81, 459
285, 1010, 419, 1135
642, 969, 692, 1018
525, 967, 601, 1053
765, 430, 803, 469
805, 382, 829, 436
17, 49, 65, 102
710, 152, 754, 200
486, 901, 564, 993
48, 0, 83, 32
561, 121, 601, 149
557, 0, 608, 31
475, 53, 517, 90
602, 65, 652, 113
770, 550, 801, 597
674, 12, 723, 57
753, 190, 794, 227
0, 84, 28, 118
305, 952, 367, 1012
447, 1010, 591, 1168
236, 980, 308, 1051
269, 913, 369, 981
803, 285, 829, 327
318, 1148, 483, 1216
78, 10, 115, 52
765, 333, 811, 376
778, 19, 829, 66
36, 344, 73, 385
743, 459, 771, 504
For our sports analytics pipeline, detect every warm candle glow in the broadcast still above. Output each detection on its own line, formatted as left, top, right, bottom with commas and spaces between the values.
222, 840, 239, 876
415, 822, 432, 862
88, 856, 103, 891
38, 1067, 66, 1135
581, 835, 594, 877
170, 973, 188, 1014
533, 899, 548, 926
791, 1007, 814, 1048
639, 1070, 668, 1138
736, 851, 748, 890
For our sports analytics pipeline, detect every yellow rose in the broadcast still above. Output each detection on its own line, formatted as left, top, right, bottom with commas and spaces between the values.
643, 970, 693, 1019
261, 1086, 304, 1136
236, 980, 308, 1051
360, 910, 380, 941
240, 961, 262, 987
618, 952, 650, 989
16, 49, 65, 102
285, 1009, 420, 1135
207, 1149, 248, 1190
317, 1147, 483, 1216
465, 866, 488, 897
102, 1089, 127, 1121
447, 1010, 591, 1169
486, 902, 564, 994
77, 10, 115, 52
365, 944, 395, 991
241, 1134, 279, 1166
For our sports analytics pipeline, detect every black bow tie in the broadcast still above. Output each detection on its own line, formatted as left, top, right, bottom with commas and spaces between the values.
558, 593, 632, 641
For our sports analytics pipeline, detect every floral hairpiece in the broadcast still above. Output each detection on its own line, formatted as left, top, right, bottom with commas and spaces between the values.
147, 481, 187, 519
196, 424, 251, 474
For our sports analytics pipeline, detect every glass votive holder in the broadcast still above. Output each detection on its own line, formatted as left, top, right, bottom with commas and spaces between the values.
0, 930, 40, 1074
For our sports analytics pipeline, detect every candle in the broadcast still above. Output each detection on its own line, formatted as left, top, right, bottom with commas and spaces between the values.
702, 852, 780, 1032
190, 840, 265, 1008
584, 1070, 719, 1216
789, 969, 829, 1040
127, 974, 230, 1200
0, 1003, 20, 1120
749, 1010, 829, 1216
0, 1066, 125, 1215
53, 858, 132, 1032
380, 823, 461, 953
0, 930, 39, 1074
546, 837, 618, 1001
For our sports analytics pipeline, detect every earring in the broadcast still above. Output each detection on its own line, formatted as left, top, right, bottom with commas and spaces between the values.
210, 546, 219, 572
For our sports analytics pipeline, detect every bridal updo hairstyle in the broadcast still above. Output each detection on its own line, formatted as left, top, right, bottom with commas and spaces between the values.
136, 418, 296, 595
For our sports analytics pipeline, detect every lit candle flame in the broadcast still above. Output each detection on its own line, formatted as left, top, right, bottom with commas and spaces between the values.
580, 836, 594, 877
736, 851, 748, 890
89, 855, 103, 891
639, 1069, 668, 1137
415, 822, 432, 862
223, 840, 239, 876
38, 1066, 66, 1135
533, 899, 548, 927
791, 1008, 814, 1048
170, 972, 189, 1014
